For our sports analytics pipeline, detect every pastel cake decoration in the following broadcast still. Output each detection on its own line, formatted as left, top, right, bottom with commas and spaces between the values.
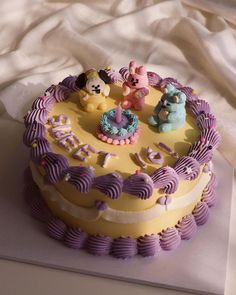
22, 60, 221, 259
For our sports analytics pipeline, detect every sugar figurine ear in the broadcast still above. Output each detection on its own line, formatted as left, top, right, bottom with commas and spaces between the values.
129, 60, 137, 74
76, 73, 87, 88
98, 70, 110, 84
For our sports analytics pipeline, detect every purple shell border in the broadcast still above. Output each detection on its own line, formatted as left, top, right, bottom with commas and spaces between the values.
23, 70, 221, 200
24, 168, 216, 259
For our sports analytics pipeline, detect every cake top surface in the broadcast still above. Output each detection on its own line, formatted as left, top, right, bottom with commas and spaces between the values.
44, 84, 199, 177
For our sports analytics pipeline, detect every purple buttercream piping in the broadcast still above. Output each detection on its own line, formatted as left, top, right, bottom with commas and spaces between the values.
197, 113, 216, 130
47, 218, 67, 240
123, 172, 154, 200
23, 122, 46, 147
147, 71, 162, 86
189, 99, 210, 117
31, 95, 55, 111
158, 77, 182, 90
200, 128, 221, 149
29, 196, 52, 223
59, 75, 80, 91
87, 235, 113, 256
46, 84, 71, 102
188, 141, 214, 164
30, 138, 52, 163
62, 166, 94, 193
24, 108, 48, 127
64, 228, 88, 249
95, 200, 108, 211
41, 152, 69, 184
193, 201, 209, 225
201, 183, 216, 207
173, 156, 200, 180
151, 166, 179, 194
138, 234, 161, 257
119, 67, 129, 81
160, 227, 181, 250
105, 68, 123, 83
93, 173, 123, 199
177, 214, 197, 240
111, 237, 138, 259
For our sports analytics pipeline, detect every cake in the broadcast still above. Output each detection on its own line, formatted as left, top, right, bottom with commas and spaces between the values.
23, 60, 220, 259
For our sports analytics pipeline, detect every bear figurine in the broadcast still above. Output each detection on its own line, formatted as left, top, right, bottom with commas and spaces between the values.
121, 60, 149, 111
148, 84, 186, 133
76, 69, 110, 112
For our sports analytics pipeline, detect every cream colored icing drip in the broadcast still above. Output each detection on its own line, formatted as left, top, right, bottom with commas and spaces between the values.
30, 163, 211, 224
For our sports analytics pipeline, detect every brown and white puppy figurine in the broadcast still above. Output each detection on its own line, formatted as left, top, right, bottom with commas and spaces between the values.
76, 69, 110, 112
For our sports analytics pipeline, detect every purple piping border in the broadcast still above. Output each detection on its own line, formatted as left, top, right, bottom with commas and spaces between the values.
22, 70, 221, 200
23, 167, 217, 259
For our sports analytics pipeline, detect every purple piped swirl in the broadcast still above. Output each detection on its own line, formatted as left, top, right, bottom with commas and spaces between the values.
173, 156, 200, 180
46, 84, 71, 102
31, 95, 55, 111
188, 141, 214, 164
29, 196, 52, 223
62, 166, 94, 193
189, 99, 210, 117
201, 184, 216, 207
197, 113, 216, 130
64, 228, 88, 249
160, 227, 181, 251
147, 71, 162, 86
59, 75, 80, 91
47, 218, 67, 240
151, 166, 179, 194
111, 237, 138, 259
24, 108, 48, 127
30, 138, 52, 163
200, 128, 221, 149
86, 235, 113, 256
208, 172, 217, 188
158, 77, 182, 90
123, 173, 154, 200
193, 201, 209, 225
41, 153, 69, 184
177, 214, 197, 240
105, 68, 123, 83
23, 122, 46, 147
119, 67, 129, 81
93, 173, 123, 199
138, 234, 161, 257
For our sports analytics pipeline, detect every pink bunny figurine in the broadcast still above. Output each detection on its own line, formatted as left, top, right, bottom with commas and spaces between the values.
122, 61, 149, 111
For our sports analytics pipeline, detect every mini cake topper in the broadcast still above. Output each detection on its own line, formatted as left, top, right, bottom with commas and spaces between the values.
121, 60, 149, 111
148, 84, 186, 133
76, 69, 110, 112
97, 106, 140, 145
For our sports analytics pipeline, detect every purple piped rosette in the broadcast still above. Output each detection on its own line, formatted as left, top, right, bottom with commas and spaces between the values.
177, 214, 197, 240
138, 234, 161, 257
123, 173, 154, 200
93, 173, 123, 199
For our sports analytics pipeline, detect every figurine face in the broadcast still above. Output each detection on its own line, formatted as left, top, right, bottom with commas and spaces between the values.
86, 78, 105, 95
127, 73, 148, 89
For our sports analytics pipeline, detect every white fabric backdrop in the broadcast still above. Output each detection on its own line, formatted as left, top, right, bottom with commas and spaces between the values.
0, 0, 236, 166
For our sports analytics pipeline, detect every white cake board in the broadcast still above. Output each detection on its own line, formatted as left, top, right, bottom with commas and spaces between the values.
0, 122, 233, 295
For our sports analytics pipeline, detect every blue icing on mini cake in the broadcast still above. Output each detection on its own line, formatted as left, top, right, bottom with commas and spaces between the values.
148, 84, 186, 133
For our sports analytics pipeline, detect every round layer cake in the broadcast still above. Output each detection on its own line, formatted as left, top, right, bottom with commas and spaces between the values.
23, 65, 220, 258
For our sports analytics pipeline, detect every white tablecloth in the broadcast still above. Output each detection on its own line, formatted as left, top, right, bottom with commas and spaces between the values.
0, 1, 235, 294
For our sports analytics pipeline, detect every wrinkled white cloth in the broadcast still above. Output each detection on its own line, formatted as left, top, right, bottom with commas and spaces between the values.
0, 0, 236, 166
